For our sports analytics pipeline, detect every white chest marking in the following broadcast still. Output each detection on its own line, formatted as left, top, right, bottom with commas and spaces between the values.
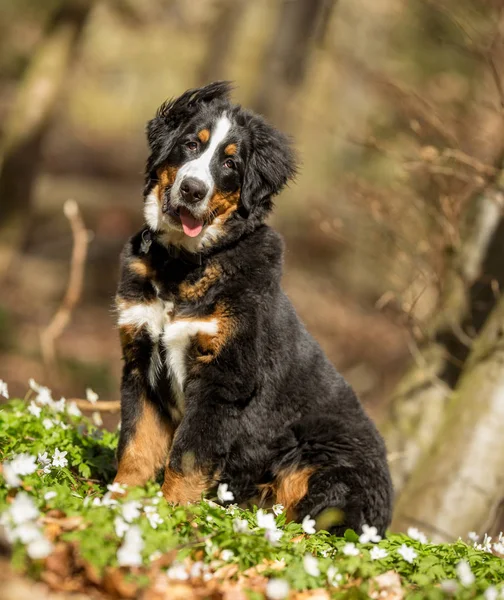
118, 298, 174, 389
163, 318, 218, 390
118, 300, 218, 412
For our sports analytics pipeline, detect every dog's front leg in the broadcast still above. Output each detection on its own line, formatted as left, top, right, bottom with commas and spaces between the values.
114, 367, 174, 488
161, 384, 237, 503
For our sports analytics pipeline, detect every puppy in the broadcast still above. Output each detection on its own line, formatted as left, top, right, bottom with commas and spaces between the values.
114, 82, 393, 536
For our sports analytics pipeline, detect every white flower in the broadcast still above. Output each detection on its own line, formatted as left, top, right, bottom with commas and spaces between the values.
167, 562, 189, 580
28, 378, 40, 392
12, 522, 42, 544
440, 580, 458, 594
468, 531, 479, 543
2, 463, 21, 487
342, 542, 359, 556
30, 380, 53, 406
359, 524, 382, 543
92, 412, 103, 427
190, 561, 205, 578
266, 578, 290, 599
42, 418, 54, 430
493, 542, 504, 554
28, 401, 41, 418
272, 504, 284, 516
10, 492, 39, 525
44, 491, 57, 501
256, 509, 277, 531
10, 453, 37, 476
327, 565, 342, 586
397, 544, 417, 564
2, 453, 37, 487
149, 551, 162, 562
114, 517, 129, 538
67, 401, 82, 418
101, 492, 118, 507
220, 549, 234, 561
86, 388, 99, 404
0, 379, 9, 399
107, 482, 126, 495
122, 500, 142, 523
52, 398, 66, 413
217, 483, 234, 503
117, 525, 143, 567
27, 536, 53, 559
407, 526, 428, 544
92, 497, 102, 507
370, 546, 388, 560
303, 554, 320, 577
265, 528, 283, 545
145, 506, 163, 529
233, 518, 249, 533
484, 587, 499, 600
38, 452, 52, 474
302, 514, 316, 534
52, 448, 68, 468
456, 560, 475, 587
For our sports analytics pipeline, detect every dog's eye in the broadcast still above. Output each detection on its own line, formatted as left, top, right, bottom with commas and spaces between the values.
186, 141, 198, 151
224, 158, 235, 169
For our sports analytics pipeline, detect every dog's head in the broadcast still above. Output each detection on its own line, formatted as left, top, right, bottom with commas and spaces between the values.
144, 82, 297, 251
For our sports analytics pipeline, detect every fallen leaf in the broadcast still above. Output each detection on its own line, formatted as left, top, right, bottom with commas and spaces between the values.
103, 567, 139, 599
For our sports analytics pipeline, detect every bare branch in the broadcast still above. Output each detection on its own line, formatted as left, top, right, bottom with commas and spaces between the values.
40, 200, 89, 373
337, 53, 460, 146
68, 398, 121, 412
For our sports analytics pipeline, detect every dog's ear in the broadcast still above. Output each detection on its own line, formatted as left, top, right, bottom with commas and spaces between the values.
145, 81, 233, 172
240, 114, 297, 213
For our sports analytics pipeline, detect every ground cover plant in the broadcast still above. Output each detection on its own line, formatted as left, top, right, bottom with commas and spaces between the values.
0, 379, 503, 599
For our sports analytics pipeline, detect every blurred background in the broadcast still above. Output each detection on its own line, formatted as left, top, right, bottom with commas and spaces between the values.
1, 0, 504, 541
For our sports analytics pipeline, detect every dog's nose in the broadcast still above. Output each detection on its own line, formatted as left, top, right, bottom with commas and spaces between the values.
180, 177, 208, 203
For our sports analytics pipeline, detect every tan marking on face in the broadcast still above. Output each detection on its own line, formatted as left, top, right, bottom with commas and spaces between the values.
179, 262, 223, 302
274, 467, 315, 522
207, 189, 240, 220
195, 302, 236, 364
114, 398, 173, 488
155, 165, 179, 205
129, 258, 151, 278
224, 143, 237, 156
197, 129, 210, 143
162, 467, 212, 504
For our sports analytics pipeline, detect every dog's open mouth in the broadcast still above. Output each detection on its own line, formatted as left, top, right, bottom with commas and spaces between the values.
166, 204, 204, 238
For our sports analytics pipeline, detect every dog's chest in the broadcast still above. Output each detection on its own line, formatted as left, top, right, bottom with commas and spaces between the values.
117, 291, 217, 419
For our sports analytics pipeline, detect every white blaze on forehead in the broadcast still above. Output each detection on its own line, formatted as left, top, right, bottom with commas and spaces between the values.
171, 114, 232, 205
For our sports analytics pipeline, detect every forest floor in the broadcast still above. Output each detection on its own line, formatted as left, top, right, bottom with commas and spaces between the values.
1, 384, 504, 600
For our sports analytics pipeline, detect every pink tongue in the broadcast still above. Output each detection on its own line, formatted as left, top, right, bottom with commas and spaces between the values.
179, 207, 203, 237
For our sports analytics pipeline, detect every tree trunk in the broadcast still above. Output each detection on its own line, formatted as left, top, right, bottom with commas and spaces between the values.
196, 0, 248, 86
392, 291, 504, 541
384, 186, 504, 493
384, 5, 504, 495
0, 0, 93, 273
253, 0, 335, 125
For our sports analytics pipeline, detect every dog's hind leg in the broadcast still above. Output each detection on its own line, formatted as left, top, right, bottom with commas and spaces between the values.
269, 416, 393, 537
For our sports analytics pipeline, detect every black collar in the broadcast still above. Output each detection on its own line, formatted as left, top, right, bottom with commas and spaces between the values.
141, 229, 203, 266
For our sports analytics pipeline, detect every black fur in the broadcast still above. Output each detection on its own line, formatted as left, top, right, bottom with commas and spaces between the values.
115, 83, 393, 536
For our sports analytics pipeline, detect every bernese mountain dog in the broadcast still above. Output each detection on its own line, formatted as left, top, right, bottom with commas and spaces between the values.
114, 82, 393, 536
